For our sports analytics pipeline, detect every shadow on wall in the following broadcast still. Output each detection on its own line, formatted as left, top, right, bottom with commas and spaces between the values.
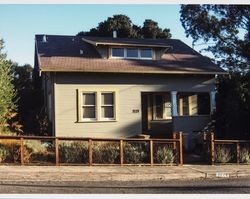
112, 119, 142, 138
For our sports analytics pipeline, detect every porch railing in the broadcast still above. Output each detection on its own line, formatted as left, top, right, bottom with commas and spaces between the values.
0, 132, 183, 166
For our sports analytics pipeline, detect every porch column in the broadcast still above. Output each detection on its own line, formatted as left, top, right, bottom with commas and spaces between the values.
210, 91, 216, 114
171, 91, 178, 116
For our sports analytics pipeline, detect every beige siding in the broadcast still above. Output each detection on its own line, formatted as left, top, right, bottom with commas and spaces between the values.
53, 73, 215, 138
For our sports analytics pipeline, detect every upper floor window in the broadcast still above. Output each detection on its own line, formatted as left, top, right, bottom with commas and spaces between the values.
111, 48, 153, 60
127, 48, 139, 58
140, 49, 153, 59
112, 48, 124, 57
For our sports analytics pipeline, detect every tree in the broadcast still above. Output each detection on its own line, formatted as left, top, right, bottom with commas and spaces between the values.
77, 14, 171, 39
12, 63, 33, 90
180, 5, 250, 138
0, 39, 21, 133
141, 19, 171, 39
180, 5, 250, 71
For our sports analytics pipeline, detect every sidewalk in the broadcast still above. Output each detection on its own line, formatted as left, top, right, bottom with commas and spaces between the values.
0, 165, 250, 182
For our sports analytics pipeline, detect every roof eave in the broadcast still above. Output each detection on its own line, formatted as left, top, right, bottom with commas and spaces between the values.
82, 38, 171, 48
40, 68, 228, 75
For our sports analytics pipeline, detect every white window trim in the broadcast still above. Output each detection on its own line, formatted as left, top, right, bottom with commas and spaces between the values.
81, 92, 97, 121
78, 89, 118, 122
100, 92, 116, 121
110, 47, 153, 60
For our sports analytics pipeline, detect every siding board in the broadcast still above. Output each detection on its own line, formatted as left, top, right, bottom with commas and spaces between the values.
54, 73, 215, 138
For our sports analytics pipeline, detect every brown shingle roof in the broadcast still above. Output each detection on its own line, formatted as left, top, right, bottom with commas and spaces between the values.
35, 35, 226, 74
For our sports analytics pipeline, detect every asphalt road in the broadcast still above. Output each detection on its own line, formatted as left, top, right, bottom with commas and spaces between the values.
1, 177, 250, 193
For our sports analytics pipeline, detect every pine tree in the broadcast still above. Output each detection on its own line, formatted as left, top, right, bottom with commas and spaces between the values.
0, 39, 21, 133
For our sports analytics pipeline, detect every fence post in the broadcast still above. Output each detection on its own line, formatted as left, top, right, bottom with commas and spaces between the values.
55, 138, 59, 166
89, 139, 92, 166
150, 140, 154, 166
236, 142, 240, 164
179, 132, 183, 165
20, 137, 24, 165
120, 140, 124, 166
211, 132, 215, 165
173, 132, 177, 151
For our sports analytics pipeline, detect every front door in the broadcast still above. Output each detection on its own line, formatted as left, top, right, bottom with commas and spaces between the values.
141, 92, 173, 137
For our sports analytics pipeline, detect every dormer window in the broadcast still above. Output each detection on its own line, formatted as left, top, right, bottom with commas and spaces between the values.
111, 48, 124, 57
140, 49, 153, 59
111, 48, 153, 60
127, 48, 139, 58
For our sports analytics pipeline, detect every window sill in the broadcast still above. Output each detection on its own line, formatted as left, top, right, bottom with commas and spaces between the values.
173, 115, 211, 118
151, 119, 172, 122
77, 120, 117, 123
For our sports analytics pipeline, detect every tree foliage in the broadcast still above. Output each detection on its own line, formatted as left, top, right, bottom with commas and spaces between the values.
216, 73, 250, 139
180, 5, 250, 138
0, 39, 21, 133
180, 5, 250, 71
77, 14, 171, 39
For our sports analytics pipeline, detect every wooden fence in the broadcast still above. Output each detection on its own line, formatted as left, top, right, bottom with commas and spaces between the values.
204, 132, 250, 165
0, 132, 183, 166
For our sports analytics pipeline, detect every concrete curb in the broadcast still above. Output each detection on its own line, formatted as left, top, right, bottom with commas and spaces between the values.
0, 165, 249, 182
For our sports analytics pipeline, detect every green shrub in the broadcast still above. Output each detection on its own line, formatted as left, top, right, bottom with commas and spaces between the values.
92, 142, 119, 164
23, 140, 48, 163
240, 148, 250, 164
59, 141, 88, 163
0, 146, 9, 163
215, 145, 232, 163
155, 147, 175, 164
92, 143, 120, 164
124, 142, 149, 164
0, 140, 21, 163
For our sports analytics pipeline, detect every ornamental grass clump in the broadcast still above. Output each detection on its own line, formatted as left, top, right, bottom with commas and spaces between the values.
0, 146, 9, 163
59, 141, 88, 163
0, 140, 21, 163
92, 142, 119, 164
24, 140, 54, 164
240, 148, 250, 164
215, 145, 232, 163
124, 142, 149, 164
155, 146, 175, 164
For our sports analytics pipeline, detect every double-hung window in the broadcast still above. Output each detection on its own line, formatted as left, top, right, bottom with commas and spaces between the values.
82, 92, 96, 120
79, 90, 117, 122
101, 92, 115, 120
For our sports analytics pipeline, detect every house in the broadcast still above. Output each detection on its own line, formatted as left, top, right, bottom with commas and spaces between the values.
34, 34, 226, 149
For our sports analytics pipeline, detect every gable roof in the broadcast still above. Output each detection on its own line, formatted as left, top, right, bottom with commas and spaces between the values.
35, 34, 226, 75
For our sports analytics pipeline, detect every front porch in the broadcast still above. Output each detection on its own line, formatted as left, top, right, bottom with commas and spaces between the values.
141, 91, 216, 149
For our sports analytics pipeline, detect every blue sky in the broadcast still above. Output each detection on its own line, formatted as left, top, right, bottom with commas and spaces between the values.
0, 4, 197, 65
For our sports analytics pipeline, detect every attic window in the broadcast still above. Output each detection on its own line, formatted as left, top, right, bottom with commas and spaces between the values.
111, 48, 153, 60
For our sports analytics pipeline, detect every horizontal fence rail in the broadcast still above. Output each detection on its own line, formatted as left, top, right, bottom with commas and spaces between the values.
204, 132, 250, 165
0, 132, 183, 166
